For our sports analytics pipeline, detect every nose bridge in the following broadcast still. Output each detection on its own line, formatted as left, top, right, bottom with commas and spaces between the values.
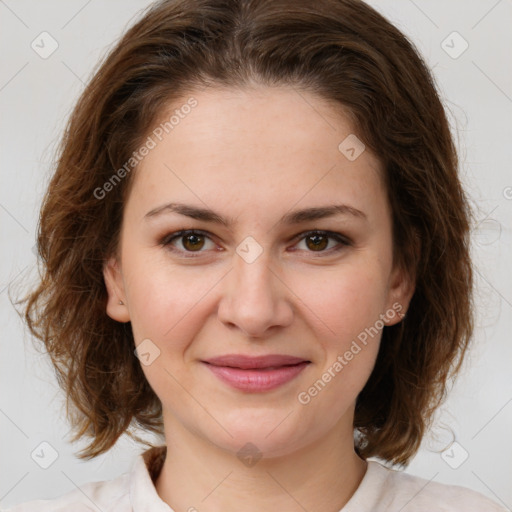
234, 244, 274, 295
217, 240, 293, 336
229, 232, 275, 291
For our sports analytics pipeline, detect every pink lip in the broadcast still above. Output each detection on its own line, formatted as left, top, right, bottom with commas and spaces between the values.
202, 354, 310, 392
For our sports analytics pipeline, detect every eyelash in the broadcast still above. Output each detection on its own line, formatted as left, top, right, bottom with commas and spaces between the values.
159, 229, 351, 258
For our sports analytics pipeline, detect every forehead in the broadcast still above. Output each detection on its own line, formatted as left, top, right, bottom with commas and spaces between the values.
126, 86, 386, 223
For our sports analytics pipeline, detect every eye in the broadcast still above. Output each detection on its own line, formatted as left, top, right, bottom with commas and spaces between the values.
161, 229, 217, 256
160, 229, 350, 257
291, 230, 351, 254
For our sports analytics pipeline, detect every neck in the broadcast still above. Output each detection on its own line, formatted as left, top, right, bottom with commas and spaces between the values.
154, 416, 368, 512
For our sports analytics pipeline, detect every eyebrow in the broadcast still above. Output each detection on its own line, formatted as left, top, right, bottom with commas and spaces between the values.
144, 202, 367, 226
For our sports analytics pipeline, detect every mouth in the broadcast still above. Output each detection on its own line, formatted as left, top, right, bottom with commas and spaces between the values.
201, 354, 311, 392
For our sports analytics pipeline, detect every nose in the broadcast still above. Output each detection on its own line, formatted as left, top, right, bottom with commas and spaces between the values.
217, 246, 294, 338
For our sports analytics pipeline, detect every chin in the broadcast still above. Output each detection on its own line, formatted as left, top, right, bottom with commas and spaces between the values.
204, 413, 310, 460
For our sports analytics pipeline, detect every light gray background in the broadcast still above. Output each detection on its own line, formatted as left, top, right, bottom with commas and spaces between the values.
1, 0, 511, 509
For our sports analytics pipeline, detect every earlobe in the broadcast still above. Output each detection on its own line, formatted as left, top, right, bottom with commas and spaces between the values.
103, 256, 131, 323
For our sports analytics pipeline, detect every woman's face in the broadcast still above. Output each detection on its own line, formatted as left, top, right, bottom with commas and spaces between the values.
104, 86, 413, 459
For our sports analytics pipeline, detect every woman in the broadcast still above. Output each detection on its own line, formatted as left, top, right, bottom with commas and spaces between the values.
9, 0, 507, 510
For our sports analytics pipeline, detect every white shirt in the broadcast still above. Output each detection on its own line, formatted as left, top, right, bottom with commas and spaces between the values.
2, 445, 507, 511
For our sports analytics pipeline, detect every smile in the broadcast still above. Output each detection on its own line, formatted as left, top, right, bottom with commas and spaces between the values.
202, 361, 310, 392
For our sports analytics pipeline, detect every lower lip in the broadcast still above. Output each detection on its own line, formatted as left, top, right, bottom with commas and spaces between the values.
203, 362, 309, 392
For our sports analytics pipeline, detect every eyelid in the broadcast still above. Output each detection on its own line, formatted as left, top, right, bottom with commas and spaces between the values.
160, 228, 351, 257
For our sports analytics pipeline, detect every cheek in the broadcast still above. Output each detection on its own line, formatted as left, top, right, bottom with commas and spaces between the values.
122, 251, 221, 346
291, 261, 388, 343
122, 256, 217, 400
289, 262, 387, 400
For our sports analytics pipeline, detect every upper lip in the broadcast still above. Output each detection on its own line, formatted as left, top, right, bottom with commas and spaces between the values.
203, 354, 309, 369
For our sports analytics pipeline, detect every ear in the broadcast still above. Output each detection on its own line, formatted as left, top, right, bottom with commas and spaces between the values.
103, 256, 131, 323
384, 231, 420, 326
383, 261, 416, 327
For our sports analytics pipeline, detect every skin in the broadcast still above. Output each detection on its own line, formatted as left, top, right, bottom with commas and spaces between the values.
103, 86, 415, 511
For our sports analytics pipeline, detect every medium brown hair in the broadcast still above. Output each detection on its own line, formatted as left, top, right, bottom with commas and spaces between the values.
16, 0, 473, 466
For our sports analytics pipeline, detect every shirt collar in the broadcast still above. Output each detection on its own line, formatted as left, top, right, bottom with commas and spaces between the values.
130, 445, 175, 512
341, 460, 390, 511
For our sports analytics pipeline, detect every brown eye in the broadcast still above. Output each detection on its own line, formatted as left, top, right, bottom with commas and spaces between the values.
293, 230, 351, 255
161, 229, 216, 255
182, 233, 205, 251
305, 233, 329, 251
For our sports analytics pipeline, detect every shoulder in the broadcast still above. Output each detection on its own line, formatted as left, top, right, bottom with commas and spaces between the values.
367, 461, 508, 512
1, 471, 131, 512
1, 446, 168, 512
